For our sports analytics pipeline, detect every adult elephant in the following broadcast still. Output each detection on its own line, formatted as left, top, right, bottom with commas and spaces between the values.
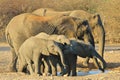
33, 8, 105, 66
5, 13, 94, 72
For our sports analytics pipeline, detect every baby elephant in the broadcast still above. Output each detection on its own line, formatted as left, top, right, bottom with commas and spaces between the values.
35, 32, 70, 76
63, 38, 106, 76
18, 37, 67, 75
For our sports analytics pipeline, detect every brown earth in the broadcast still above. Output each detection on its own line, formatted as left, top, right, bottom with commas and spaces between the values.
0, 43, 120, 80
0, 0, 120, 80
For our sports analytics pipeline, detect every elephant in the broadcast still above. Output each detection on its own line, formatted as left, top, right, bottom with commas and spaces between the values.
62, 38, 106, 76
5, 13, 94, 72
18, 37, 67, 75
69, 10, 105, 58
33, 8, 105, 66
35, 32, 71, 76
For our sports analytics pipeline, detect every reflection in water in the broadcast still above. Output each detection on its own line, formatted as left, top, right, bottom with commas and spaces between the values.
77, 70, 109, 76
57, 70, 109, 76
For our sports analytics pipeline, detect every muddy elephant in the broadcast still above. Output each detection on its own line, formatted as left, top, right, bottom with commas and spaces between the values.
18, 37, 67, 75
62, 38, 106, 76
33, 8, 105, 66
5, 13, 94, 72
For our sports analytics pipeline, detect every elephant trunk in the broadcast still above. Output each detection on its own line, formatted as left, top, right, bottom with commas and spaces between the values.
56, 47, 67, 67
93, 50, 106, 72
97, 25, 105, 58
55, 46, 67, 74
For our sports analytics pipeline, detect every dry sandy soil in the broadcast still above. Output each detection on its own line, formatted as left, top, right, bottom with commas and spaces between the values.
0, 43, 120, 80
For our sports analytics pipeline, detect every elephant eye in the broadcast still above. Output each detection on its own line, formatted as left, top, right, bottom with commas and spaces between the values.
64, 43, 67, 45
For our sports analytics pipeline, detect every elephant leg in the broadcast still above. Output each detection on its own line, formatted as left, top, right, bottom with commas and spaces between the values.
25, 57, 35, 75
57, 57, 64, 74
18, 58, 26, 72
8, 47, 17, 72
51, 63, 57, 76
33, 56, 41, 75
40, 60, 45, 75
71, 55, 77, 76
43, 57, 51, 76
66, 66, 71, 76
49, 56, 57, 76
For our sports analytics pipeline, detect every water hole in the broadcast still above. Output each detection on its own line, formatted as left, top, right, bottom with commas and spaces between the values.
57, 70, 109, 76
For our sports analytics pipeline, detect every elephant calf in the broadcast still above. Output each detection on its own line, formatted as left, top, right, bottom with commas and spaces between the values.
63, 38, 106, 76
35, 32, 70, 76
18, 37, 67, 75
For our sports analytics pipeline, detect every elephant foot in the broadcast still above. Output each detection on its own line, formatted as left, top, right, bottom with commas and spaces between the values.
42, 73, 51, 76
61, 70, 68, 76
63, 74, 69, 77
99, 68, 105, 73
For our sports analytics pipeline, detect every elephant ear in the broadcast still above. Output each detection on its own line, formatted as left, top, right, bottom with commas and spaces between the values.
74, 19, 89, 35
74, 18, 88, 30
89, 13, 100, 28
57, 35, 65, 43
41, 48, 49, 56
57, 35, 70, 45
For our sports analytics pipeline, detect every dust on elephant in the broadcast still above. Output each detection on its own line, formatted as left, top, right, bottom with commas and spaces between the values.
63, 38, 106, 76
33, 8, 105, 66
18, 37, 67, 75
5, 13, 94, 72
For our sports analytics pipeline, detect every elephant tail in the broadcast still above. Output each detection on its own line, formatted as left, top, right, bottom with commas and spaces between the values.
92, 51, 106, 72
5, 29, 14, 48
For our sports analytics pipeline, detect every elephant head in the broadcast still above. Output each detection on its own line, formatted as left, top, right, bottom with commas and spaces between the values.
46, 40, 67, 69
89, 13, 105, 57
74, 18, 95, 47
56, 35, 71, 45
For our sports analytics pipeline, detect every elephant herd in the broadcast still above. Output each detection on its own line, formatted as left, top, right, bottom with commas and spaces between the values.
5, 8, 106, 76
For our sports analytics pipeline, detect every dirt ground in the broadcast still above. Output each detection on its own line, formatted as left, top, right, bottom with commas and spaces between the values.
0, 43, 120, 80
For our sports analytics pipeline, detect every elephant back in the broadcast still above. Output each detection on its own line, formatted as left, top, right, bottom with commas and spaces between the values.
49, 15, 77, 38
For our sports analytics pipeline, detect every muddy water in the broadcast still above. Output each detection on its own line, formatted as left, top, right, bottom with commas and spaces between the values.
57, 70, 109, 76
77, 70, 109, 76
